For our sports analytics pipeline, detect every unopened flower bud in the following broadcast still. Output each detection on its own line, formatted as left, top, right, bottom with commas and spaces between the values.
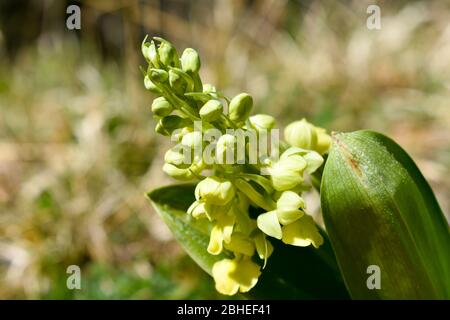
203, 84, 217, 94
171, 126, 193, 142
149, 68, 168, 83
154, 37, 178, 67
144, 75, 161, 93
151, 97, 173, 117
215, 134, 236, 164
162, 163, 193, 180
181, 48, 201, 73
155, 122, 167, 136
169, 69, 186, 94
164, 147, 192, 169
141, 36, 151, 61
200, 100, 223, 122
181, 131, 203, 150
249, 114, 275, 131
228, 93, 253, 125
156, 115, 191, 136
284, 119, 318, 150
147, 40, 161, 68
195, 176, 235, 205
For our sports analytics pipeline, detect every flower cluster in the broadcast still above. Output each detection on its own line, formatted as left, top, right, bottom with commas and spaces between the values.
141, 36, 331, 295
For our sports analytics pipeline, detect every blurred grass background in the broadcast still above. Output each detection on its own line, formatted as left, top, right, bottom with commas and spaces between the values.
0, 0, 449, 299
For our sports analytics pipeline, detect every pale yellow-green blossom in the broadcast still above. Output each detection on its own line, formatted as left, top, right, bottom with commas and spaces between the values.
228, 93, 253, 125
282, 214, 324, 248
249, 114, 276, 132
180, 48, 201, 73
285, 119, 331, 155
207, 211, 235, 255
142, 36, 328, 297
257, 191, 305, 239
212, 257, 261, 296
195, 176, 235, 205
268, 152, 307, 191
200, 99, 223, 122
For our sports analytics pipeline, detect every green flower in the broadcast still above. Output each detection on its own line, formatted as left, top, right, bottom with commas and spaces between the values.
200, 99, 223, 122
203, 83, 217, 94
195, 176, 235, 205
284, 119, 318, 150
142, 36, 330, 297
154, 37, 178, 67
155, 115, 191, 136
285, 119, 332, 155
141, 37, 161, 67
279, 147, 324, 174
223, 232, 255, 256
256, 191, 323, 249
181, 131, 203, 150
249, 114, 276, 132
256, 191, 305, 239
268, 152, 307, 191
207, 211, 235, 255
164, 147, 192, 169
212, 257, 261, 296
229, 194, 256, 236
181, 48, 201, 73
268, 147, 324, 191
228, 93, 253, 125
215, 134, 236, 164
281, 215, 324, 248
162, 163, 193, 180
187, 200, 209, 219
149, 68, 169, 83
144, 75, 161, 93
315, 127, 332, 154
168, 69, 187, 94
147, 40, 161, 68
253, 232, 274, 262
141, 36, 151, 61
163, 158, 204, 181
151, 97, 173, 117
187, 200, 227, 221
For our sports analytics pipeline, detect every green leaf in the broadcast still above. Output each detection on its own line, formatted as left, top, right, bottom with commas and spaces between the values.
148, 184, 228, 274
321, 130, 450, 299
148, 184, 349, 299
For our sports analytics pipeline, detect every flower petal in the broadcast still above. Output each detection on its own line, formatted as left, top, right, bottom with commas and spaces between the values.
230, 199, 255, 236
303, 151, 324, 174
224, 232, 255, 256
217, 212, 235, 244
256, 211, 282, 239
207, 225, 224, 255
276, 191, 305, 209
195, 176, 235, 205
229, 258, 261, 293
269, 162, 303, 191
254, 233, 274, 266
276, 208, 304, 225
187, 201, 210, 220
281, 215, 324, 248
212, 259, 240, 295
